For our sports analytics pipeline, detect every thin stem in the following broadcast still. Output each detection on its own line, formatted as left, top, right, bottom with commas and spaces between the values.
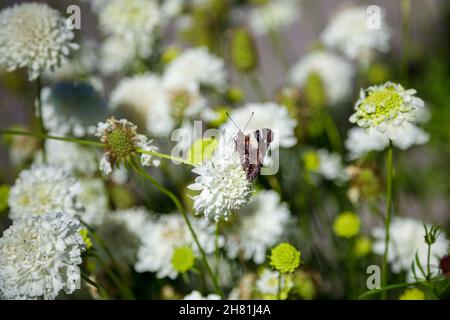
81, 273, 111, 300
381, 141, 394, 299
401, 0, 411, 85
360, 281, 424, 299
0, 130, 104, 147
130, 160, 224, 299
277, 272, 282, 300
215, 222, 221, 277
35, 77, 47, 162
426, 243, 432, 280
248, 73, 267, 101
322, 111, 342, 153
136, 148, 195, 166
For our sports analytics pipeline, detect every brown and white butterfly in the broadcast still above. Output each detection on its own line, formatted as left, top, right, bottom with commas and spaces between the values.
227, 112, 274, 181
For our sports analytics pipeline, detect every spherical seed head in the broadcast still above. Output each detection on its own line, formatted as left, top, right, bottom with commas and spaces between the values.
108, 127, 136, 159
231, 28, 258, 73
333, 211, 361, 239
399, 288, 425, 300
270, 243, 301, 273
171, 246, 195, 273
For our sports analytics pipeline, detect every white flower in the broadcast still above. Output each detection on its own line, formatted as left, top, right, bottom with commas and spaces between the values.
164, 47, 227, 92
320, 6, 391, 63
345, 124, 429, 159
349, 82, 425, 139
184, 290, 221, 300
0, 212, 85, 300
98, 207, 151, 264
0, 3, 78, 80
249, 0, 301, 36
221, 102, 297, 148
99, 0, 160, 60
95, 117, 160, 174
188, 132, 254, 222
135, 213, 220, 279
316, 149, 348, 183
42, 81, 108, 137
255, 269, 291, 296
77, 179, 109, 226
8, 165, 82, 220
225, 190, 291, 264
99, 36, 135, 75
43, 139, 100, 176
110, 74, 175, 137
289, 51, 354, 105
372, 217, 449, 278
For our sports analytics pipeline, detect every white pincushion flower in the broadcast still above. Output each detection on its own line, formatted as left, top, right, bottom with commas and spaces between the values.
99, 0, 160, 60
99, 36, 135, 75
164, 47, 227, 92
188, 132, 253, 222
0, 3, 78, 80
316, 149, 348, 182
0, 212, 85, 300
135, 213, 221, 279
349, 82, 425, 139
346, 125, 429, 159
43, 139, 100, 176
225, 190, 291, 264
184, 290, 221, 300
8, 165, 82, 220
289, 51, 354, 105
372, 217, 449, 278
222, 102, 297, 148
256, 269, 291, 296
95, 117, 160, 174
320, 6, 391, 63
249, 0, 302, 36
77, 178, 109, 226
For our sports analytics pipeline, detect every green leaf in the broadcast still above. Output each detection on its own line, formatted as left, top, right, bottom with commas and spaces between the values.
187, 137, 218, 166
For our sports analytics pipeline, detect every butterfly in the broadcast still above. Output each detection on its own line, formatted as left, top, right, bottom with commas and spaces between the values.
226, 112, 274, 181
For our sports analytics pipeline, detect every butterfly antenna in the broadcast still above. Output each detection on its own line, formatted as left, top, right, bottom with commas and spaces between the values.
226, 112, 240, 130
243, 112, 254, 131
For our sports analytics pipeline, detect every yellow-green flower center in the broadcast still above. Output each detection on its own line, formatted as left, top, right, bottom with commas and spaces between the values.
270, 243, 301, 273
357, 88, 405, 126
171, 246, 195, 273
333, 211, 361, 239
108, 128, 135, 159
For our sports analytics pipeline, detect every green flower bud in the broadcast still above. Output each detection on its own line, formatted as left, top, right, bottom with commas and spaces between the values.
399, 288, 425, 300
305, 72, 326, 108
333, 211, 361, 239
171, 246, 195, 273
270, 243, 301, 273
231, 27, 259, 73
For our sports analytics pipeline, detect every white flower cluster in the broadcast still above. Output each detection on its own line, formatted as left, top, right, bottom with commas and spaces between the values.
321, 6, 391, 63
188, 132, 253, 222
289, 51, 354, 105
0, 3, 78, 80
0, 212, 85, 300
8, 165, 82, 220
184, 290, 221, 300
225, 190, 291, 264
372, 217, 449, 279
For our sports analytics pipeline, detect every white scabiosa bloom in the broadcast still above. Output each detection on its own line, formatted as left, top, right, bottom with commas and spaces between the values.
222, 102, 297, 148
349, 82, 425, 139
77, 178, 109, 226
345, 125, 429, 160
320, 6, 390, 63
256, 269, 292, 296
43, 139, 100, 176
0, 212, 85, 300
289, 51, 354, 105
372, 217, 449, 278
0, 3, 78, 80
99, 36, 135, 75
8, 165, 82, 220
188, 132, 254, 222
249, 0, 301, 36
99, 0, 161, 60
95, 117, 160, 174
224, 190, 291, 264
164, 47, 227, 92
183, 290, 221, 300
42, 81, 109, 137
135, 213, 220, 279
316, 149, 348, 183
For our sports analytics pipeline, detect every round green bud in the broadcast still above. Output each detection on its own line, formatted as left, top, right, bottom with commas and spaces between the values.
172, 246, 196, 273
231, 28, 259, 73
303, 151, 320, 172
305, 72, 326, 108
270, 243, 301, 273
399, 288, 425, 300
353, 235, 372, 257
333, 211, 361, 239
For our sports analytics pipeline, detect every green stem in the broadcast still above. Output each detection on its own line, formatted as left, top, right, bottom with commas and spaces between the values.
277, 272, 282, 300
215, 222, 221, 277
381, 141, 394, 300
35, 77, 47, 162
401, 0, 411, 85
130, 160, 224, 299
322, 111, 342, 153
360, 281, 424, 299
248, 73, 267, 102
81, 273, 111, 300
426, 243, 432, 280
137, 148, 195, 166
0, 130, 104, 147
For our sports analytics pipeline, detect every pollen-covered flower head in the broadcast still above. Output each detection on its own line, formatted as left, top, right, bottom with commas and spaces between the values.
0, 212, 85, 300
8, 165, 82, 220
188, 132, 254, 222
349, 82, 425, 139
0, 3, 78, 80
95, 117, 160, 174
